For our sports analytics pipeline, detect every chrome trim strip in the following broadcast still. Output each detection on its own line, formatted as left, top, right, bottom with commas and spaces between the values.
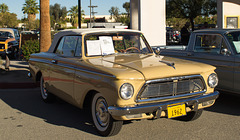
30, 58, 116, 78
74, 67, 116, 78
145, 75, 202, 84
108, 91, 219, 116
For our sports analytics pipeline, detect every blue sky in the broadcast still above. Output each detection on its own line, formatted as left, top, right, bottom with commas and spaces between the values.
1, 0, 130, 19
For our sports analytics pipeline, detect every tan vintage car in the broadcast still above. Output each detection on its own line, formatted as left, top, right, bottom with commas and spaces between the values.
29, 29, 219, 136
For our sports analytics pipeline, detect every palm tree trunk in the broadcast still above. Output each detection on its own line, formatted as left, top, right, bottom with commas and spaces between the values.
40, 0, 51, 52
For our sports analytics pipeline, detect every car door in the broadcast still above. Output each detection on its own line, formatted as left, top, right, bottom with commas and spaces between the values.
227, 31, 240, 93
188, 33, 234, 91
49, 36, 80, 103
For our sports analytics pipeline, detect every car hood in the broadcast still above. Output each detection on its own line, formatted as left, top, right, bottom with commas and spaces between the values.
86, 54, 215, 80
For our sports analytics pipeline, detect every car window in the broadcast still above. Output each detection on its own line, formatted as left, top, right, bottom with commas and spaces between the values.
194, 34, 226, 54
55, 36, 79, 57
84, 33, 151, 56
0, 31, 13, 38
75, 36, 82, 57
14, 30, 20, 38
226, 31, 240, 53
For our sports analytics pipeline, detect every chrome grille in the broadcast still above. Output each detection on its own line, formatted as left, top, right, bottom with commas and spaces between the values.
138, 75, 205, 100
0, 44, 5, 49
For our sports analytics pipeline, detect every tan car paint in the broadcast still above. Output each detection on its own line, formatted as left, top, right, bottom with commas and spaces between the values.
29, 29, 218, 121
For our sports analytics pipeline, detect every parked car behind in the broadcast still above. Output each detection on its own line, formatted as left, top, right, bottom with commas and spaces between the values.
29, 29, 219, 136
159, 29, 240, 94
0, 28, 20, 59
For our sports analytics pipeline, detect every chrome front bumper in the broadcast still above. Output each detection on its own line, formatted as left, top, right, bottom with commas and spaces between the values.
108, 91, 219, 117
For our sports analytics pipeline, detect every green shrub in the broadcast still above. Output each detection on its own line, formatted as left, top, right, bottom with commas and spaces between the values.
21, 39, 40, 61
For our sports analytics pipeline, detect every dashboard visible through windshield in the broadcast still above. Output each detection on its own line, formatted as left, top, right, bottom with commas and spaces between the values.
84, 33, 152, 56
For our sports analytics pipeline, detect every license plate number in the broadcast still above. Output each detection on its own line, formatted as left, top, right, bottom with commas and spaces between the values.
167, 104, 186, 118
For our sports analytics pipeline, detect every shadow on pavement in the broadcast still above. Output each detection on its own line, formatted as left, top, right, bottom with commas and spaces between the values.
205, 91, 240, 116
0, 89, 100, 136
0, 88, 239, 137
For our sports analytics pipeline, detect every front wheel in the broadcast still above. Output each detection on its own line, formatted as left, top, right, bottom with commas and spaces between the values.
40, 76, 54, 103
176, 109, 203, 121
91, 93, 123, 136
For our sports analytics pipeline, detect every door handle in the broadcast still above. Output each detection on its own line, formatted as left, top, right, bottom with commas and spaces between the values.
51, 60, 58, 64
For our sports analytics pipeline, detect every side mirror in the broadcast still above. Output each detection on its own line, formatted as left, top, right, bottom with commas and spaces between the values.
220, 48, 231, 56
154, 47, 161, 55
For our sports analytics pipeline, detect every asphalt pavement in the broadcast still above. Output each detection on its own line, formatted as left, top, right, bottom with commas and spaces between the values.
0, 59, 37, 89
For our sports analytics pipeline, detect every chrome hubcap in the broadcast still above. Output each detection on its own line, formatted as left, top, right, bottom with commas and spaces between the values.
95, 99, 109, 127
41, 78, 48, 98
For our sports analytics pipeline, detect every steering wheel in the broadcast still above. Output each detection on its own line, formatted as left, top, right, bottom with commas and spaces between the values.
125, 47, 140, 53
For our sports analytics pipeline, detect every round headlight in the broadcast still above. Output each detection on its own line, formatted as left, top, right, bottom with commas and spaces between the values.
208, 73, 218, 88
120, 83, 134, 100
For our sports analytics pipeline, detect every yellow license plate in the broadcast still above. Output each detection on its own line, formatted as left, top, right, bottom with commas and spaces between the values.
167, 104, 186, 118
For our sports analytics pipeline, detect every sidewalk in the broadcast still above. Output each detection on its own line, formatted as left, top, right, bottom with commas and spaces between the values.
0, 60, 38, 89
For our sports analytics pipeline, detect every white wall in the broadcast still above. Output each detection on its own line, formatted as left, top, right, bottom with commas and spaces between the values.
218, 0, 240, 28
130, 0, 166, 46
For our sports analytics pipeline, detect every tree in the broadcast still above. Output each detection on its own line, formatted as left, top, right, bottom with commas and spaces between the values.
166, 18, 188, 31
50, 3, 68, 30
22, 0, 39, 30
123, 2, 130, 17
68, 5, 85, 28
121, 2, 130, 27
0, 12, 18, 28
0, 3, 9, 13
109, 7, 120, 22
40, 0, 51, 52
0, 3, 17, 28
68, 6, 78, 28
166, 0, 217, 31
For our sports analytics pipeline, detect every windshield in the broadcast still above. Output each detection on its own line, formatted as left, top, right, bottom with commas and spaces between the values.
0, 31, 13, 38
84, 32, 152, 56
226, 31, 240, 53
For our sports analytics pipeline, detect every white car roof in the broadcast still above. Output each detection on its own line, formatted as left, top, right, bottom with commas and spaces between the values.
48, 28, 142, 52
57, 28, 141, 35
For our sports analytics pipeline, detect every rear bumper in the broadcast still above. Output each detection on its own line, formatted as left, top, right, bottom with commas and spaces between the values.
108, 91, 219, 117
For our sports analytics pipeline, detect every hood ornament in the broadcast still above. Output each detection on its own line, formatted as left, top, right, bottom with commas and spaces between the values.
159, 60, 175, 69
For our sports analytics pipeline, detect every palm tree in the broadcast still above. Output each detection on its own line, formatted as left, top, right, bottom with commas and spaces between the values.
22, 0, 39, 21
0, 3, 9, 13
22, 0, 39, 30
108, 7, 120, 22
40, 0, 51, 52
69, 6, 78, 28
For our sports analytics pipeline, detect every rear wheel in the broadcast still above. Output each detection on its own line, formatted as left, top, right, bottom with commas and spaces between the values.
40, 76, 54, 103
91, 93, 123, 136
176, 109, 203, 121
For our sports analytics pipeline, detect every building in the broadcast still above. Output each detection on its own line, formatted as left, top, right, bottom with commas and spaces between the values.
217, 0, 240, 29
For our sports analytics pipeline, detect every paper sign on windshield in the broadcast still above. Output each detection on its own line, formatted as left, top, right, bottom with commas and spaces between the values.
86, 40, 102, 56
99, 36, 115, 55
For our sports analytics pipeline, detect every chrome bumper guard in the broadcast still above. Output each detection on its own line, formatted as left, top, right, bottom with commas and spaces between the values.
108, 91, 219, 117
